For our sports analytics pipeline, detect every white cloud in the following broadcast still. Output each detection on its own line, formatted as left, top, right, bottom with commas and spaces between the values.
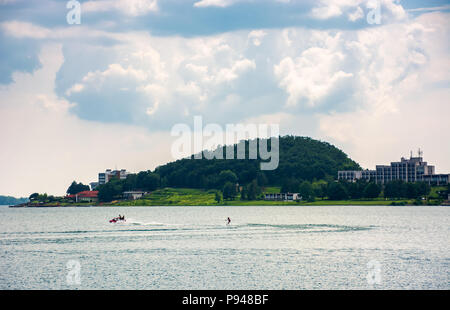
0, 20, 117, 40
407, 4, 450, 13
311, 3, 343, 20
65, 83, 84, 96
63, 31, 258, 125
1, 7, 449, 197
274, 37, 353, 107
0, 44, 174, 197
1, 20, 50, 39
248, 30, 267, 46
317, 12, 450, 171
81, 63, 149, 86
193, 0, 291, 8
82, 0, 158, 16
310, 0, 407, 22
194, 0, 237, 8
215, 58, 256, 83
348, 6, 364, 22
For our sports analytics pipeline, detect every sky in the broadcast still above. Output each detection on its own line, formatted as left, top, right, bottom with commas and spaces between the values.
0, 0, 449, 197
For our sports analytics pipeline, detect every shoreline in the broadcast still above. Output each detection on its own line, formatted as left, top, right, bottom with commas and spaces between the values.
7, 202, 449, 208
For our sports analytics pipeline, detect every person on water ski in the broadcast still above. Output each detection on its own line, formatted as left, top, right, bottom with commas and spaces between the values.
227, 217, 231, 225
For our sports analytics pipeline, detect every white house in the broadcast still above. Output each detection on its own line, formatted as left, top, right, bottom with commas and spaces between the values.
264, 193, 301, 201
122, 191, 149, 200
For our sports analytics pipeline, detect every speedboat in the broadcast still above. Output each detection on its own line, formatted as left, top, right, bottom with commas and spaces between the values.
109, 217, 126, 223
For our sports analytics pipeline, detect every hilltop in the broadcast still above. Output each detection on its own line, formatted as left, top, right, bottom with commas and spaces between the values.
155, 135, 361, 188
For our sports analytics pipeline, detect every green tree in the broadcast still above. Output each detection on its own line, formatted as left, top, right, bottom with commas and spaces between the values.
345, 180, 366, 199
136, 171, 160, 191
406, 182, 418, 199
384, 180, 406, 199
256, 172, 268, 188
246, 179, 262, 200
122, 174, 137, 191
240, 186, 248, 201
416, 182, 430, 198
312, 181, 328, 199
281, 178, 300, 193
29, 193, 39, 201
327, 182, 348, 200
98, 179, 123, 202
67, 181, 90, 195
215, 191, 222, 204
219, 170, 238, 188
363, 182, 381, 199
37, 193, 48, 203
299, 181, 315, 201
222, 181, 237, 200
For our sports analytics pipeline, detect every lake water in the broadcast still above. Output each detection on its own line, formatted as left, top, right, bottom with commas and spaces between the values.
0, 205, 448, 290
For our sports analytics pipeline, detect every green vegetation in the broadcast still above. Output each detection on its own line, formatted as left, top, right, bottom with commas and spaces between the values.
114, 188, 218, 206
222, 182, 238, 200
429, 186, 448, 199
154, 135, 360, 189
97, 135, 361, 203
327, 182, 349, 200
109, 178, 445, 206
111, 187, 429, 207
17, 135, 449, 207
0, 195, 28, 205
66, 181, 90, 195
94, 132, 445, 206
384, 180, 430, 199
97, 170, 160, 202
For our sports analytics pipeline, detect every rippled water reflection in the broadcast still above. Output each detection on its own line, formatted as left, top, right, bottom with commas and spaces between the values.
0, 205, 448, 289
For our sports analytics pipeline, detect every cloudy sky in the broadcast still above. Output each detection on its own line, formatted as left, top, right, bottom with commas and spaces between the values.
0, 0, 449, 197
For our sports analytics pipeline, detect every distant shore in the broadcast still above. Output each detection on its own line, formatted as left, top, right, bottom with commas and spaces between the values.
8, 200, 448, 208
7, 186, 448, 208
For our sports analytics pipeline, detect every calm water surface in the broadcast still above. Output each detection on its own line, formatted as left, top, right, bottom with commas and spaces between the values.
0, 205, 448, 289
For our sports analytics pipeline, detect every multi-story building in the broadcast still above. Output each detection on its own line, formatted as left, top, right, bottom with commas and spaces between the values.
98, 169, 129, 185
264, 193, 300, 201
338, 152, 449, 185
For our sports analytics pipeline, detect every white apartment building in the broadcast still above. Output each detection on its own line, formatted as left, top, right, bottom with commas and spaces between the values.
338, 152, 449, 185
98, 169, 129, 185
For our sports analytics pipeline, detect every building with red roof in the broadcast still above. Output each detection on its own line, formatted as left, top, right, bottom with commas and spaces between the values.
74, 191, 99, 203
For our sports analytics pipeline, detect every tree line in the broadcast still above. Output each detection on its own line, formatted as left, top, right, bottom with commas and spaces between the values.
154, 136, 360, 189
29, 172, 444, 203
96, 171, 160, 202
30, 134, 443, 203
312, 179, 431, 201
71, 171, 435, 202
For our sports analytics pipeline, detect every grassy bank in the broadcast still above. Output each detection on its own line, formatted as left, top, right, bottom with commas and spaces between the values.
16, 187, 443, 207
111, 187, 436, 207
114, 188, 218, 206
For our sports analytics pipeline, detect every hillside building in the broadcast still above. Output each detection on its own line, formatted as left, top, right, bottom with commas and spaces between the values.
98, 169, 129, 185
338, 151, 449, 185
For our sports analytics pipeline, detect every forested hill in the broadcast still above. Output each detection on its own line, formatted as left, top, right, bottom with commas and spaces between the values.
154, 136, 360, 188
0, 195, 28, 205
